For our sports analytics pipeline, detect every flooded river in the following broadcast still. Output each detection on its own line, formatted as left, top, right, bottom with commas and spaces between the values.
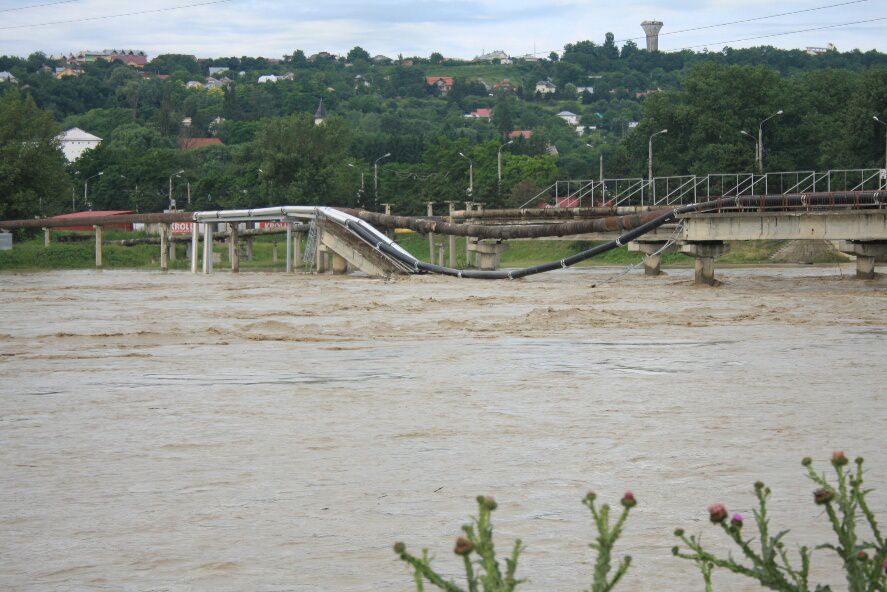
1, 266, 885, 591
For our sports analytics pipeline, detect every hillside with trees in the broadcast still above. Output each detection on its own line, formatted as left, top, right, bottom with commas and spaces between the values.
1, 36, 886, 218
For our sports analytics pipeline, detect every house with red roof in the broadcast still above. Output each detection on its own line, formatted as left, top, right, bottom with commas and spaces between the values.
426, 76, 454, 95
178, 138, 224, 150
508, 130, 533, 139
465, 108, 492, 119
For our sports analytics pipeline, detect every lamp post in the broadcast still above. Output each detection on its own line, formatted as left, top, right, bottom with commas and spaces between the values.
586, 143, 603, 182
874, 116, 887, 174
83, 171, 103, 211
647, 129, 667, 182
459, 152, 473, 196
169, 169, 184, 210
757, 109, 783, 172
497, 140, 513, 183
374, 152, 391, 208
740, 130, 757, 168
348, 163, 367, 207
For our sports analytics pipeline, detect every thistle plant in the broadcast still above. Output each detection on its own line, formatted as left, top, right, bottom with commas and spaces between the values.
394, 495, 524, 592
672, 453, 887, 592
393, 491, 637, 592
584, 490, 635, 592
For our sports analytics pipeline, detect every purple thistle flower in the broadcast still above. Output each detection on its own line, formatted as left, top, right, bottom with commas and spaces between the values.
731, 513, 744, 528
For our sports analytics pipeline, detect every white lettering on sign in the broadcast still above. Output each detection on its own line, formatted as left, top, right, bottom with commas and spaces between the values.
258, 222, 289, 230
170, 222, 194, 234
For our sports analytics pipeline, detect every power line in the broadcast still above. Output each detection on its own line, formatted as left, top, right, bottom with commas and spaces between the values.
670, 16, 887, 51
528, 0, 871, 56
0, 0, 232, 30
615, 0, 870, 43
0, 0, 79, 13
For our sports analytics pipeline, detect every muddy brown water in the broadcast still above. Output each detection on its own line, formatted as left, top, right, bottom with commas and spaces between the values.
1, 267, 885, 591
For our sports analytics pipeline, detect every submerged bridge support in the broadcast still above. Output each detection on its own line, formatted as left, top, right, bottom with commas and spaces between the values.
837, 241, 887, 279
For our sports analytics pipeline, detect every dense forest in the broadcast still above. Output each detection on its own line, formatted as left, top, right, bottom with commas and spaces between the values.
1, 35, 886, 220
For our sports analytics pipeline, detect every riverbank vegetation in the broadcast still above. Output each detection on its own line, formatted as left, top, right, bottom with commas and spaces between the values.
0, 231, 845, 272
394, 454, 886, 591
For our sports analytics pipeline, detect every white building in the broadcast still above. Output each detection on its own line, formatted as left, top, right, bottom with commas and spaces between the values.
0, 71, 17, 83
258, 72, 294, 83
476, 50, 509, 62
576, 86, 594, 95
557, 110, 579, 126
57, 127, 101, 162
208, 66, 229, 76
535, 80, 556, 95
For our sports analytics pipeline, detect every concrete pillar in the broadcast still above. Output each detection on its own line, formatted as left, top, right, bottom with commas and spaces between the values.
628, 241, 676, 277
331, 253, 348, 274
447, 201, 456, 267
190, 223, 199, 273
169, 241, 176, 262
679, 241, 730, 286
474, 241, 509, 271
438, 244, 445, 267
837, 241, 887, 279
272, 241, 278, 265
203, 223, 213, 274
294, 232, 302, 268
426, 202, 434, 261
245, 237, 253, 261
160, 224, 169, 271
285, 223, 293, 273
43, 228, 50, 248
94, 225, 102, 270
382, 203, 394, 240
464, 202, 473, 265
229, 223, 239, 273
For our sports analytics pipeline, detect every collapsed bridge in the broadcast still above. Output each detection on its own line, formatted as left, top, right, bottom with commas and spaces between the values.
2, 191, 886, 283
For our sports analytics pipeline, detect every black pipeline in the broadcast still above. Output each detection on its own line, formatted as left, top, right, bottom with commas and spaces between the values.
342, 192, 886, 280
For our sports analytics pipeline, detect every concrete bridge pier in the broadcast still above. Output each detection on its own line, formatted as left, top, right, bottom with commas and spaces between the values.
680, 241, 730, 286
838, 241, 887, 279
628, 240, 676, 276
331, 253, 348, 274
190, 223, 199, 273
94, 225, 103, 270
229, 223, 239, 273
473, 240, 509, 271
160, 224, 169, 272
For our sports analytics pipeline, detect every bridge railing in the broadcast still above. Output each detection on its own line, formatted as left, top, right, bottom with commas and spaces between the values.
528, 169, 887, 208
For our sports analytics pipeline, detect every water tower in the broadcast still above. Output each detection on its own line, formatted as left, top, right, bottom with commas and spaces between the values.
641, 20, 664, 52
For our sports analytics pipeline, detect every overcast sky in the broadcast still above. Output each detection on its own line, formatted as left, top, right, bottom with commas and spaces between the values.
0, 0, 884, 59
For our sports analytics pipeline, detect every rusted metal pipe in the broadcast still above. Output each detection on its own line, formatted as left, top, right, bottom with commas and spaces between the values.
0, 212, 193, 229
350, 209, 668, 239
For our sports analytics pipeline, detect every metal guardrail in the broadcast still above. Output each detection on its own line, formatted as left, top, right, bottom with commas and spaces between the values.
530, 169, 887, 208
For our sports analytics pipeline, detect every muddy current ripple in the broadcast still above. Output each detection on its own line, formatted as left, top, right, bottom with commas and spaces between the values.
1, 267, 885, 591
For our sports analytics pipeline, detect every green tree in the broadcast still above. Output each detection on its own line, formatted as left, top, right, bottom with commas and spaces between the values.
0, 89, 68, 220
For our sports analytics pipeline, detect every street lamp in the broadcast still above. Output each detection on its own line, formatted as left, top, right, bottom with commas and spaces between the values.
647, 129, 667, 182
497, 140, 513, 183
874, 116, 887, 174
757, 110, 783, 172
83, 171, 103, 211
169, 169, 184, 210
586, 143, 603, 182
740, 130, 757, 167
374, 152, 391, 207
348, 163, 367, 207
459, 152, 474, 196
